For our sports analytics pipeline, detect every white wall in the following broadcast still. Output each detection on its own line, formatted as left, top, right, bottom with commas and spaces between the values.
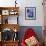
18, 0, 44, 26
0, 0, 44, 26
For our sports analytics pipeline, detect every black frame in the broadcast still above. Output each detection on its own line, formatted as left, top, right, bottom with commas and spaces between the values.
25, 7, 36, 20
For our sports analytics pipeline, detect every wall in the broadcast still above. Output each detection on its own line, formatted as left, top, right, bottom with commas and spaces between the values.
18, 0, 44, 26
0, 0, 44, 26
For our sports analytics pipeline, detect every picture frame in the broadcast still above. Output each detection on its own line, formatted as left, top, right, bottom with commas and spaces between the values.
25, 7, 36, 20
2, 10, 9, 15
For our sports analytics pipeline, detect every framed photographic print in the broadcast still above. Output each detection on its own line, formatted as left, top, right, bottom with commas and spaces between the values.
25, 7, 36, 20
2, 10, 9, 15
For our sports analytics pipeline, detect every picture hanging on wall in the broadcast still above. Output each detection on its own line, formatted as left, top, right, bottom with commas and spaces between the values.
25, 7, 36, 20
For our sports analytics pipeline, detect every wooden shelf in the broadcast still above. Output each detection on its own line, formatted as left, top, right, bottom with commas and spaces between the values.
0, 7, 19, 15
0, 7, 19, 10
0, 7, 20, 46
0, 24, 20, 32
0, 40, 19, 46
2, 40, 19, 42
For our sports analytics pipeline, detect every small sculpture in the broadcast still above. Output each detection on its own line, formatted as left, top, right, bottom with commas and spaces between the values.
15, 0, 17, 7
5, 18, 8, 24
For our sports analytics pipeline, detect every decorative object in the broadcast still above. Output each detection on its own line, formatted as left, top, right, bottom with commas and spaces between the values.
13, 32, 18, 41
14, 28, 17, 32
25, 7, 36, 20
2, 10, 9, 15
5, 18, 8, 24
15, 0, 17, 7
9, 10, 15, 15
9, 10, 18, 15
2, 28, 13, 41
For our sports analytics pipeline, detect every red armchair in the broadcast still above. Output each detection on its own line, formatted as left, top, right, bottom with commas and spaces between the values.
21, 28, 41, 46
